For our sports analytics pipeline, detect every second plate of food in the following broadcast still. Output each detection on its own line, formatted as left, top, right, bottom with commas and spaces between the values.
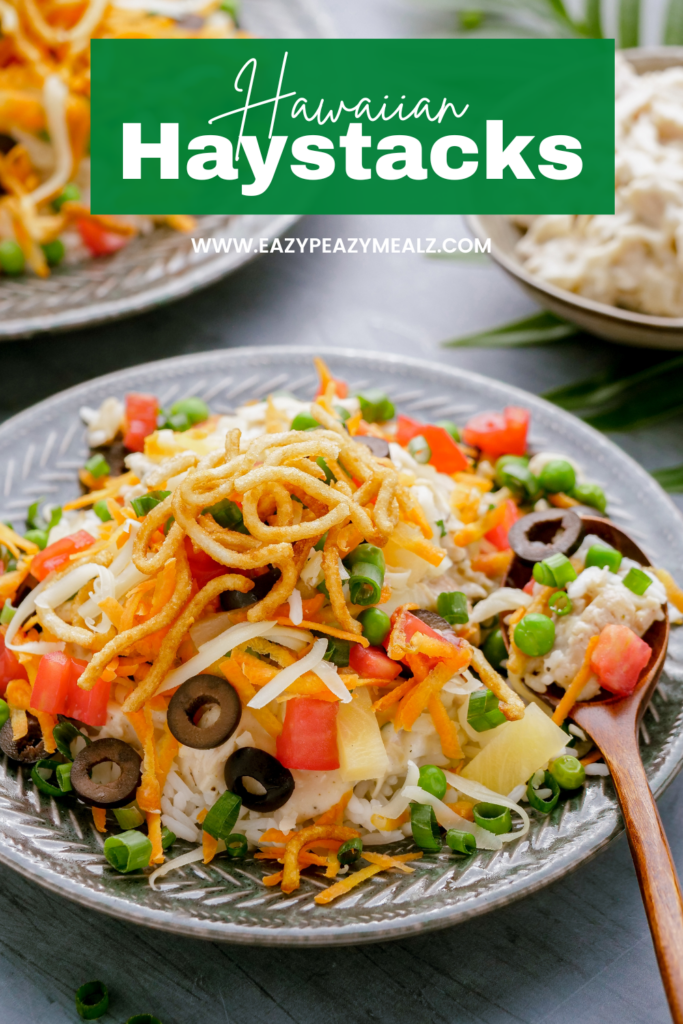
0, 346, 681, 946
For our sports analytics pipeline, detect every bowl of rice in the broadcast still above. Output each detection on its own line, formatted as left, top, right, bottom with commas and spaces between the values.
467, 48, 683, 350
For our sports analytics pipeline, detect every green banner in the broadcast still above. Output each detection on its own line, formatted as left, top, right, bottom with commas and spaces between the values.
90, 39, 615, 215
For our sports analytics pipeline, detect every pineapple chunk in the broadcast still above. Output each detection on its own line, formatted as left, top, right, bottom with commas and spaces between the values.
337, 687, 389, 782
461, 703, 568, 795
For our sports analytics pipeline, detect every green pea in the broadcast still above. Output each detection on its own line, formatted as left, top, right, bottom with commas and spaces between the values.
24, 528, 48, 549
170, 397, 209, 425
418, 764, 447, 801
550, 754, 586, 791
482, 627, 507, 671
52, 182, 80, 211
513, 613, 555, 657
42, 238, 65, 266
357, 607, 391, 646
0, 239, 25, 275
538, 459, 576, 494
570, 482, 607, 514
291, 411, 319, 431
435, 420, 461, 442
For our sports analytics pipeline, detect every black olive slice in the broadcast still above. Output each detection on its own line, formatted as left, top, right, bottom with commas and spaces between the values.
508, 509, 584, 565
224, 747, 294, 812
356, 435, 390, 460
167, 674, 241, 750
220, 566, 281, 612
71, 738, 141, 807
413, 609, 453, 634
0, 713, 47, 764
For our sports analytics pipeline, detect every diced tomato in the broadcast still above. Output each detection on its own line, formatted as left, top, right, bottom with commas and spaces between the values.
590, 624, 652, 698
485, 499, 520, 551
316, 377, 347, 399
420, 425, 468, 473
68, 658, 111, 726
276, 697, 340, 770
395, 416, 468, 473
0, 629, 28, 698
396, 415, 424, 447
123, 392, 159, 452
77, 219, 130, 257
349, 643, 402, 680
523, 579, 536, 595
462, 406, 530, 458
31, 530, 95, 582
401, 611, 444, 645
31, 652, 111, 726
184, 537, 229, 589
31, 652, 73, 715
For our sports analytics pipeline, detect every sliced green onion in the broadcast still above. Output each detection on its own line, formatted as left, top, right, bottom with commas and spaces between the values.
75, 980, 109, 1020
513, 613, 555, 657
435, 420, 460, 442
497, 461, 539, 499
53, 720, 91, 760
407, 435, 431, 464
224, 833, 248, 859
56, 762, 73, 793
84, 453, 110, 479
585, 542, 622, 573
93, 500, 113, 522
526, 769, 560, 813
357, 607, 391, 646
53, 182, 80, 211
473, 803, 512, 835
356, 389, 395, 423
338, 836, 362, 864
290, 411, 319, 431
481, 627, 507, 671
202, 497, 248, 534
0, 601, 16, 625
445, 829, 476, 855
113, 804, 145, 830
161, 826, 177, 850
418, 764, 447, 800
164, 516, 174, 535
334, 404, 350, 422
321, 635, 350, 667
314, 531, 328, 551
550, 754, 586, 791
532, 553, 576, 588
467, 688, 507, 732
31, 759, 64, 798
26, 499, 42, 530
410, 802, 442, 851
170, 397, 209, 425
435, 519, 447, 538
0, 698, 8, 729
316, 456, 335, 484
24, 528, 49, 549
436, 591, 468, 625
131, 490, 170, 518
42, 238, 65, 266
548, 591, 573, 617
622, 567, 653, 596
348, 562, 383, 606
104, 829, 153, 872
203, 790, 242, 841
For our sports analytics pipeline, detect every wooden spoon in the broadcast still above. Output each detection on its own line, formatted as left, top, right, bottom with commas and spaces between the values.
503, 516, 683, 1022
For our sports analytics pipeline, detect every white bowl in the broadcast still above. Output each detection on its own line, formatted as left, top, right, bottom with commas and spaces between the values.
466, 48, 683, 350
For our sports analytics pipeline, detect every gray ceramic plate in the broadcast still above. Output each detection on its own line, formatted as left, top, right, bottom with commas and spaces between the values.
467, 48, 683, 351
0, 0, 332, 341
0, 347, 682, 946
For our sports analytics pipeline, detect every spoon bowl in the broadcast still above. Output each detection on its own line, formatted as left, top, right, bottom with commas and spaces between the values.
501, 514, 682, 1021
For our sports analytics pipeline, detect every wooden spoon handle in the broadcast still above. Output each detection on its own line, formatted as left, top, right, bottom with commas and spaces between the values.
605, 747, 683, 1022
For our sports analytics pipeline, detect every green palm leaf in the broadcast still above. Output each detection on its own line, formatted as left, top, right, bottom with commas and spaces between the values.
443, 311, 579, 347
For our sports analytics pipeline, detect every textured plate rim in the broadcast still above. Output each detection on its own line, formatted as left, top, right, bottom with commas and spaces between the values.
0, 345, 681, 946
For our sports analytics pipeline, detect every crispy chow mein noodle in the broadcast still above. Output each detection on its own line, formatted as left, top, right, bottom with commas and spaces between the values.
0, 357, 673, 902
0, 0, 241, 276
